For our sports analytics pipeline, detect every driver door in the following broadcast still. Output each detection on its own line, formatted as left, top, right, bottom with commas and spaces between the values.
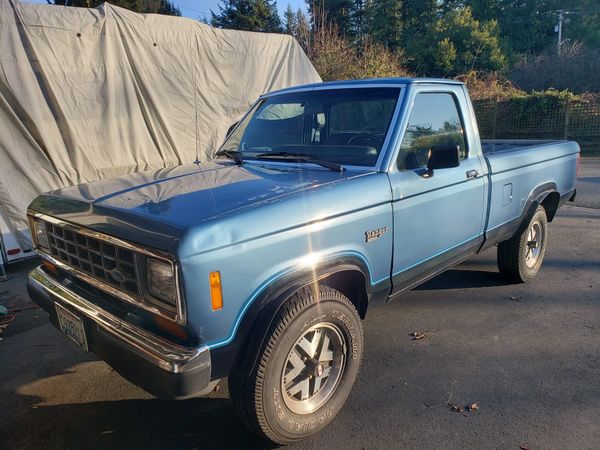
387, 87, 486, 295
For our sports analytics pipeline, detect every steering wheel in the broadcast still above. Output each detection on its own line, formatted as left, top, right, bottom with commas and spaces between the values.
347, 133, 378, 147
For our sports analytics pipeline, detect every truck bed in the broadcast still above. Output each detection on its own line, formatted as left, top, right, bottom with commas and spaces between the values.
482, 139, 579, 240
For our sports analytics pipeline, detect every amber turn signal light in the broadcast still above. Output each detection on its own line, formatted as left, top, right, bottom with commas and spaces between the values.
209, 271, 223, 310
42, 259, 58, 274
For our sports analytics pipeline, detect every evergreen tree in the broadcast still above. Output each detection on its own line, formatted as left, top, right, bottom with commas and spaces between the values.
149, 0, 181, 16
283, 5, 311, 47
428, 7, 507, 75
307, 0, 354, 36
295, 8, 311, 47
211, 0, 282, 33
351, 0, 367, 49
284, 4, 298, 35
493, 0, 553, 56
366, 0, 402, 50
563, 0, 600, 48
446, 1, 600, 57
401, 0, 437, 37
398, 0, 438, 72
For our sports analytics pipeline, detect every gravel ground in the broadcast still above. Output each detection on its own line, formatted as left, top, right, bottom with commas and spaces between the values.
0, 159, 598, 450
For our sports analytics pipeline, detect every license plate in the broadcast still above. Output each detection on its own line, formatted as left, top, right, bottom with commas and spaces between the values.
55, 304, 89, 352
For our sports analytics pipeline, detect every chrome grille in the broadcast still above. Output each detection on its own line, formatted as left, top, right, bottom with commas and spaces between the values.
43, 221, 140, 297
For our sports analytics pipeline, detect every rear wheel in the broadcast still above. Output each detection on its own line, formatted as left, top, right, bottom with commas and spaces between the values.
229, 285, 363, 445
498, 205, 548, 282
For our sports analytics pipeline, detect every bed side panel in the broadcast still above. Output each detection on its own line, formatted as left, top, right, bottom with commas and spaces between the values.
485, 142, 578, 233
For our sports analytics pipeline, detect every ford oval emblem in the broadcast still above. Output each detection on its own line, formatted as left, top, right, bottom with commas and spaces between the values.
109, 268, 127, 283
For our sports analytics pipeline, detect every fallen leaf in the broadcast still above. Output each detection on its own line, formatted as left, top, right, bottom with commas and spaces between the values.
449, 402, 479, 414
410, 331, 429, 340
519, 445, 530, 450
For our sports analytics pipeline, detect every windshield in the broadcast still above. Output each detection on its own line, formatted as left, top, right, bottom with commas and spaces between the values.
219, 87, 401, 167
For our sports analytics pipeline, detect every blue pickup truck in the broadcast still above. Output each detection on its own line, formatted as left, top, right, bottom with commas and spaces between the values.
26, 78, 578, 444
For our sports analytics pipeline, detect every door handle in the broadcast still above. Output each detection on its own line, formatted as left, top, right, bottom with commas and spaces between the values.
466, 169, 479, 179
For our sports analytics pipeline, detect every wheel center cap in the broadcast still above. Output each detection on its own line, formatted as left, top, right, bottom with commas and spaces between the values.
315, 363, 324, 377
304, 358, 325, 377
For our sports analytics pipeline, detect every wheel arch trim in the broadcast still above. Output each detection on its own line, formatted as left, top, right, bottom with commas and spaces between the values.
517, 182, 559, 235
206, 251, 386, 351
480, 181, 558, 252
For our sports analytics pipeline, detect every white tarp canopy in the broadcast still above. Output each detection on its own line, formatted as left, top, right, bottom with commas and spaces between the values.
0, 0, 320, 248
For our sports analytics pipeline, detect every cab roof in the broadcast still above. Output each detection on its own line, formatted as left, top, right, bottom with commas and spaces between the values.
264, 77, 464, 97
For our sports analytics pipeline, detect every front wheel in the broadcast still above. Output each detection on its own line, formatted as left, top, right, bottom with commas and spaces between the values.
229, 285, 364, 445
497, 205, 548, 282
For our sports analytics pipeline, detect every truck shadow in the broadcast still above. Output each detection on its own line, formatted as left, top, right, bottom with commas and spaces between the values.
414, 268, 511, 290
0, 393, 273, 450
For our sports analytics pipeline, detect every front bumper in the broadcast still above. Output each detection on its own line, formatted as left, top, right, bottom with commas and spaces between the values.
27, 266, 212, 399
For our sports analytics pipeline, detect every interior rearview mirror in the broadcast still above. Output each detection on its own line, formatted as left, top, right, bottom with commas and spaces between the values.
422, 145, 460, 177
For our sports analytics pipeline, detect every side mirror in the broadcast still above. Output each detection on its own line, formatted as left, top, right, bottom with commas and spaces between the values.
422, 145, 460, 178
226, 121, 239, 138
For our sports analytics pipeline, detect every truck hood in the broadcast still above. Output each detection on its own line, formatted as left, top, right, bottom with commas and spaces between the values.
30, 161, 375, 252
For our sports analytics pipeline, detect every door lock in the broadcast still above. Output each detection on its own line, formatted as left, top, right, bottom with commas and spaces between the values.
466, 169, 479, 179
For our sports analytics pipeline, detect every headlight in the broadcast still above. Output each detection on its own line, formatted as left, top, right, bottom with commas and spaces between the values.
146, 258, 176, 305
33, 220, 49, 250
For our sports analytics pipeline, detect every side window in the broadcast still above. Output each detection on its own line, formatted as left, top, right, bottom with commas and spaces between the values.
397, 93, 467, 171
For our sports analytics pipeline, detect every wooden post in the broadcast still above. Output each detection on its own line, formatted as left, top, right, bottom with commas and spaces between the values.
492, 97, 498, 139
564, 98, 570, 140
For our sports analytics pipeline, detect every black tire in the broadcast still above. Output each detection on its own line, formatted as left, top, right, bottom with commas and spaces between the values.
229, 285, 364, 445
497, 205, 548, 283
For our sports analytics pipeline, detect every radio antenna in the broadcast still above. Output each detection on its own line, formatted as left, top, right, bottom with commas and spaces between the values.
193, 35, 200, 165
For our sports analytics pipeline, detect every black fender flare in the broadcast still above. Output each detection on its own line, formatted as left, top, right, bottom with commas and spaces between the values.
515, 182, 559, 237
480, 182, 559, 252
209, 253, 382, 378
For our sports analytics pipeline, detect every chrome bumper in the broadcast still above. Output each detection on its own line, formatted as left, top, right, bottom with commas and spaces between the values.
27, 266, 212, 398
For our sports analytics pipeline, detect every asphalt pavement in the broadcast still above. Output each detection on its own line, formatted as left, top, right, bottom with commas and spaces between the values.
575, 157, 600, 209
1, 159, 598, 450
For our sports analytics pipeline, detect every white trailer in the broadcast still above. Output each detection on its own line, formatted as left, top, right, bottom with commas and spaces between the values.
0, 215, 35, 280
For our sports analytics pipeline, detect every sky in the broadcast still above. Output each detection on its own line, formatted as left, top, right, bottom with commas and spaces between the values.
23, 1, 307, 21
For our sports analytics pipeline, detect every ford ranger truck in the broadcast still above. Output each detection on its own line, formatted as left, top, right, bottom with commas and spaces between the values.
26, 78, 579, 444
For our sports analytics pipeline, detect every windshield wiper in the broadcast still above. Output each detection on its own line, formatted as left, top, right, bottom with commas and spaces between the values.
215, 149, 244, 165
256, 152, 345, 172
